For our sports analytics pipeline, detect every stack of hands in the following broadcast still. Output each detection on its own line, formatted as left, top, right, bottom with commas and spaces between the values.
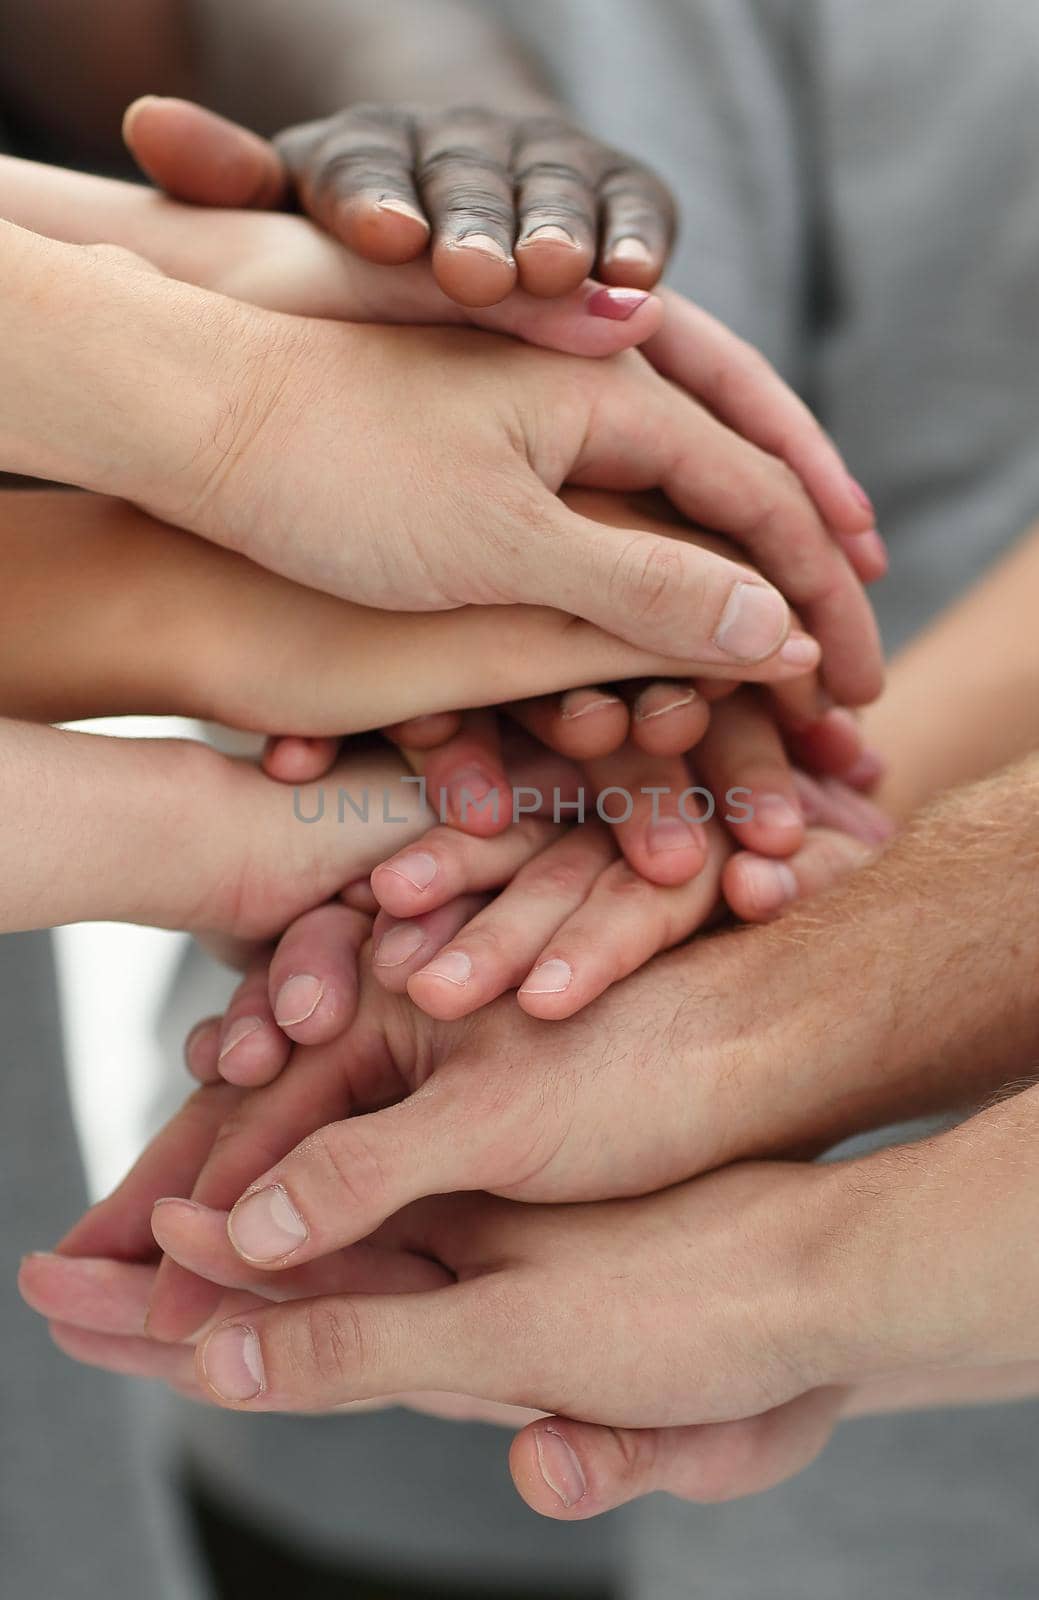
8, 98, 1039, 1521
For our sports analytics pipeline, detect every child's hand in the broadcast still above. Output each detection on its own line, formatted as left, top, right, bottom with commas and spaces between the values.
124, 96, 676, 306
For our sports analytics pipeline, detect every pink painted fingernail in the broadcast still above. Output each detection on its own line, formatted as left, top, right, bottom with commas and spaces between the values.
229, 1185, 308, 1263
847, 476, 874, 515
587, 287, 651, 321
519, 958, 573, 996
418, 950, 473, 987
739, 858, 798, 916
218, 1016, 264, 1062
382, 850, 438, 891
274, 975, 323, 1028
535, 1426, 587, 1508
648, 815, 699, 855
374, 923, 426, 968
202, 1324, 265, 1402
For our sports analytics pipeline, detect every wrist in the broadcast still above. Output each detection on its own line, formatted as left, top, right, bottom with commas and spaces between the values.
0, 223, 276, 526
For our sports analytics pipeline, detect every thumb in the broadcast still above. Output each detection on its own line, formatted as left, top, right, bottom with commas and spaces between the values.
510, 1387, 846, 1520
123, 96, 288, 209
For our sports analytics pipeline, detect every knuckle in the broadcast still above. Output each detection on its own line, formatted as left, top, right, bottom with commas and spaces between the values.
298, 1124, 387, 1214
519, 857, 589, 899
292, 1298, 370, 1391
610, 534, 702, 624
601, 862, 657, 908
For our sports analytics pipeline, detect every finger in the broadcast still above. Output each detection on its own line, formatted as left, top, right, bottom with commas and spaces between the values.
51, 1321, 199, 1388
195, 1276, 519, 1410
123, 97, 287, 209
371, 817, 557, 919
627, 681, 710, 757
276, 106, 430, 263
644, 291, 886, 566
598, 160, 677, 289
786, 707, 870, 781
261, 735, 341, 784
184, 1016, 222, 1084
723, 825, 877, 923
403, 711, 511, 836
538, 500, 822, 683
583, 746, 708, 887
268, 903, 370, 1046
407, 825, 615, 1020
371, 894, 487, 993
508, 687, 630, 763
517, 818, 728, 1019
56, 1081, 241, 1261
571, 385, 883, 704
146, 1033, 368, 1342
215, 959, 290, 1087
418, 109, 518, 305
697, 691, 805, 858
512, 120, 600, 296
383, 712, 463, 751
339, 878, 380, 913
153, 1196, 452, 1299
792, 773, 895, 848
20, 1253, 156, 1336
510, 1388, 844, 1519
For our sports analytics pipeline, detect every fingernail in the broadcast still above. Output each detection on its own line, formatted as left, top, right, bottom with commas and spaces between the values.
418, 950, 472, 987
739, 858, 798, 915
648, 815, 699, 854
713, 583, 789, 662
229, 1185, 308, 1263
453, 232, 514, 265
535, 1427, 587, 1509
778, 633, 822, 669
382, 850, 438, 891
560, 688, 623, 720
606, 236, 653, 267
753, 793, 803, 835
635, 685, 698, 721
374, 923, 426, 968
376, 196, 428, 227
218, 1015, 264, 1062
519, 958, 572, 996
274, 974, 324, 1028
448, 766, 499, 823
587, 286, 651, 321
521, 223, 578, 249
202, 1324, 265, 1402
847, 476, 874, 514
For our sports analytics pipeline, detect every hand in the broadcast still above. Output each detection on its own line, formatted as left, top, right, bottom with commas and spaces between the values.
117, 99, 887, 589
124, 96, 677, 305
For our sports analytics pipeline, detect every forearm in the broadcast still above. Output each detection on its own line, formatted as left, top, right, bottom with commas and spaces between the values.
190, 0, 556, 131
821, 1082, 1039, 1393
0, 719, 241, 932
694, 752, 1039, 1168
0, 0, 555, 151
865, 523, 1039, 820
0, 220, 261, 508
